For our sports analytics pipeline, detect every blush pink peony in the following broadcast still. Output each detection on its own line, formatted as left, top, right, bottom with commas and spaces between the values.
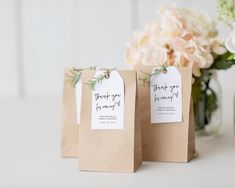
125, 6, 226, 76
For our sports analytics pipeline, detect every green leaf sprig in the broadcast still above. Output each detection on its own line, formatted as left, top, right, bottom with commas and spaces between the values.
139, 65, 168, 86
86, 68, 115, 91
210, 51, 235, 70
66, 66, 97, 87
66, 68, 83, 87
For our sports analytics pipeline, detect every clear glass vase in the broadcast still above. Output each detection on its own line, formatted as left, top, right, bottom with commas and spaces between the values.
193, 70, 222, 139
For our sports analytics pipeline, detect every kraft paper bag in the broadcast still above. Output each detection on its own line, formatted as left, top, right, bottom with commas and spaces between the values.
61, 68, 79, 158
79, 70, 142, 172
133, 64, 196, 163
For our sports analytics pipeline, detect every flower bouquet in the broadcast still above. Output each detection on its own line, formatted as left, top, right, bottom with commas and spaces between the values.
125, 5, 235, 137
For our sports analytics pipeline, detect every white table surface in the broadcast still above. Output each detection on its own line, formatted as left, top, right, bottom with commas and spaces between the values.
0, 98, 235, 188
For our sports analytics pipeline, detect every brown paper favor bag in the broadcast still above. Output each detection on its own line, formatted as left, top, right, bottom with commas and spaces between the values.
61, 68, 79, 158
133, 64, 196, 163
79, 70, 142, 173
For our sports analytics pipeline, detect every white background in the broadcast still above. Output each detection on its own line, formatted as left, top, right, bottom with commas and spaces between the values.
0, 0, 234, 126
0, 0, 235, 187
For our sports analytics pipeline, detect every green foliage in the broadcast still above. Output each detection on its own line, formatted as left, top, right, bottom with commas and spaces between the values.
66, 66, 97, 87
66, 68, 83, 87
205, 88, 218, 122
192, 70, 218, 130
211, 51, 235, 70
217, 0, 235, 26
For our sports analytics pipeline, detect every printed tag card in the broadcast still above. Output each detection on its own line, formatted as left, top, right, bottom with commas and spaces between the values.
150, 66, 182, 124
91, 71, 124, 129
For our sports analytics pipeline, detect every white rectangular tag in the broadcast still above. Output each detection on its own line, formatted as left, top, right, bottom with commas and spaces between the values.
150, 66, 182, 124
91, 71, 124, 129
